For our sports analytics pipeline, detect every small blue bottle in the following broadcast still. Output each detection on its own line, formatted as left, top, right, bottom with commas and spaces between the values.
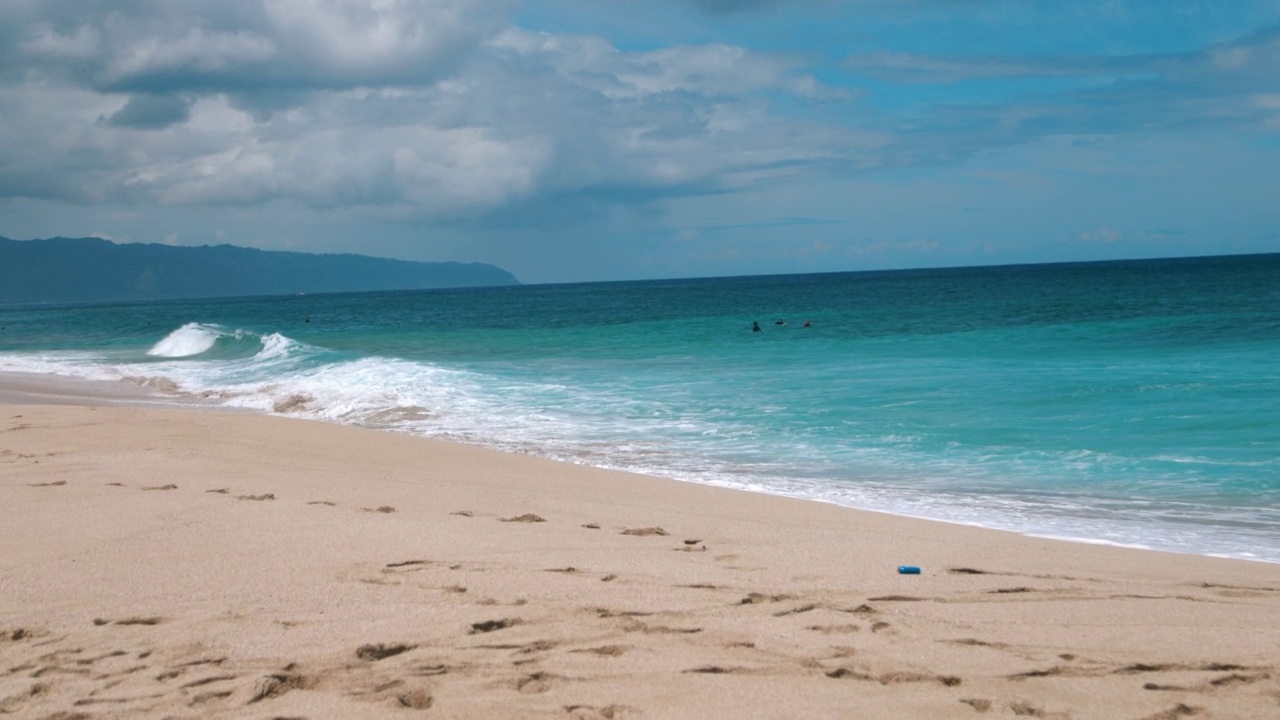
898, 565, 921, 575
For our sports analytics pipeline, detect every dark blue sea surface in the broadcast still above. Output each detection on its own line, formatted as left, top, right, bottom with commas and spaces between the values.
3, 254, 1278, 561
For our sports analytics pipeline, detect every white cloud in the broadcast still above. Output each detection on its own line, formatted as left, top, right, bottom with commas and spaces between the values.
10, 0, 511, 93
0, 2, 864, 217
22, 24, 102, 60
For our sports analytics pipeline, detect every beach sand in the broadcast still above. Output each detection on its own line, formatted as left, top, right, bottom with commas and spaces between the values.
2, 382, 1279, 718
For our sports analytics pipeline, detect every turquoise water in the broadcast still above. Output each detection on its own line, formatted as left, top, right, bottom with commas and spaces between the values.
3, 255, 1278, 561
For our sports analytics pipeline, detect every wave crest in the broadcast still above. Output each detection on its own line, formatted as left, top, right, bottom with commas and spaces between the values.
147, 323, 221, 358
256, 332, 299, 360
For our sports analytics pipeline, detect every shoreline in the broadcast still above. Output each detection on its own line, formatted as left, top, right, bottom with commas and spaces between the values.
0, 369, 229, 409
2, 377, 1280, 717
1, 369, 1272, 567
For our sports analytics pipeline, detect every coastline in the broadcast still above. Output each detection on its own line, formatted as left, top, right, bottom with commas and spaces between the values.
0, 370, 229, 410
2, 376, 1279, 718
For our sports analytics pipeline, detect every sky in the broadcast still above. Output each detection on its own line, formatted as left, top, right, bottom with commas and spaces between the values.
2, 0, 1279, 283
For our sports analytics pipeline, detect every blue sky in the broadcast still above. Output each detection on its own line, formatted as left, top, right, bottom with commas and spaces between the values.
2, 0, 1278, 283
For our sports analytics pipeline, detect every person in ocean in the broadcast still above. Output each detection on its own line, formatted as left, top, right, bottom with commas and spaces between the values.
752, 321, 761, 332
803, 320, 811, 328
775, 319, 786, 326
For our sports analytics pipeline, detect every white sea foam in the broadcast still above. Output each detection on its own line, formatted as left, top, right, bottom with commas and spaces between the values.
147, 323, 222, 357
0, 351, 121, 380
256, 333, 297, 360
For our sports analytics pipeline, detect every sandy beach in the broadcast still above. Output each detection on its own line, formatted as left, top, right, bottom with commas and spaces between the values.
2, 381, 1279, 719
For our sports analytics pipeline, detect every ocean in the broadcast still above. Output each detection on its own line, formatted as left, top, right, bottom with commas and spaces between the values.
2, 255, 1278, 562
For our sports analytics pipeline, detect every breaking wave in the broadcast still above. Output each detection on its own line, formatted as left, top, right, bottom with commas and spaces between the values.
147, 323, 222, 357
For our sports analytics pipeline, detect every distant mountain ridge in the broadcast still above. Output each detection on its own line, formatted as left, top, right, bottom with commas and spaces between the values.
0, 236, 520, 304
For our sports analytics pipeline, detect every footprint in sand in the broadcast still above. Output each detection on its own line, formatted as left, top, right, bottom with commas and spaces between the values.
248, 670, 313, 704
0, 683, 49, 714
807, 624, 860, 634
881, 672, 962, 687
469, 618, 522, 634
683, 665, 753, 675
355, 643, 416, 661
515, 640, 558, 654
740, 593, 792, 605
179, 673, 239, 690
566, 705, 632, 720
825, 667, 875, 681
571, 645, 628, 657
944, 638, 1009, 650
502, 513, 546, 523
626, 620, 702, 635
773, 603, 817, 617
1137, 705, 1201, 720
94, 616, 164, 627
188, 688, 234, 706
397, 688, 434, 709
516, 672, 556, 694
621, 527, 668, 536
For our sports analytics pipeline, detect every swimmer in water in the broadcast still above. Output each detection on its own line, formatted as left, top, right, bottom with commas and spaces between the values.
752, 321, 761, 332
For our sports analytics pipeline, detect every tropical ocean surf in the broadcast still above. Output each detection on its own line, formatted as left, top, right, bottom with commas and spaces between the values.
2, 254, 1278, 562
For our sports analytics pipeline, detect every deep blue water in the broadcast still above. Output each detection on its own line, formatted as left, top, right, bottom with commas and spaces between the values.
3, 255, 1278, 561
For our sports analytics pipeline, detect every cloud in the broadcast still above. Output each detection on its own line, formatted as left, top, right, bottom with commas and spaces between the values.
8, 0, 511, 94
846, 26, 1280, 155
0, 2, 860, 217
486, 29, 808, 99
848, 24, 1280, 88
845, 51, 1113, 84
104, 94, 192, 129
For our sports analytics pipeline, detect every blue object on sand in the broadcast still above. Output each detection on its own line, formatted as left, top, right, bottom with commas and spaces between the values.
898, 565, 921, 574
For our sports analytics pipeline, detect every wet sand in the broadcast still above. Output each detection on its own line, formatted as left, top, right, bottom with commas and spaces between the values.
2, 380, 1279, 718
